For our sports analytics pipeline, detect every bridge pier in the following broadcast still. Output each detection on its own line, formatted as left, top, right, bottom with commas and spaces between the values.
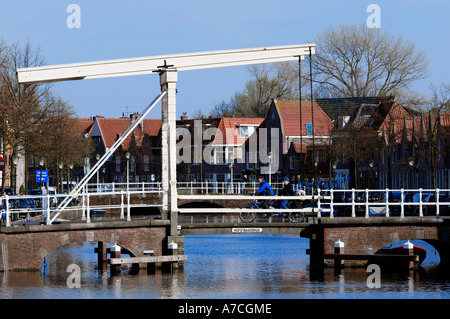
301, 217, 447, 276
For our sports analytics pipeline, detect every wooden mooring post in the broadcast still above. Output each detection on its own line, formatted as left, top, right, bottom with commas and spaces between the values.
110, 244, 122, 276
95, 242, 108, 271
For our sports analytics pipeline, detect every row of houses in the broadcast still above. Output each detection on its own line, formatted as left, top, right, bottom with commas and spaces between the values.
2, 96, 445, 193
68, 96, 449, 191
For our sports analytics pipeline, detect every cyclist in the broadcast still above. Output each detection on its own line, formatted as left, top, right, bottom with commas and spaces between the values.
255, 175, 274, 209
278, 176, 295, 209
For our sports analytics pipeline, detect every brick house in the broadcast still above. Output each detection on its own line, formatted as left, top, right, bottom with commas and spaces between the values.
254, 99, 334, 184
86, 113, 264, 186
376, 106, 450, 190
176, 115, 264, 184
88, 114, 162, 184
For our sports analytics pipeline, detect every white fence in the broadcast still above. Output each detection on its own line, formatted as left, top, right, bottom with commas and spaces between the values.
0, 188, 165, 227
1, 186, 448, 227
317, 188, 450, 219
82, 181, 292, 194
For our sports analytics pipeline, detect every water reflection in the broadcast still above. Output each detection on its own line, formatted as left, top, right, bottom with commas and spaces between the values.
0, 234, 449, 299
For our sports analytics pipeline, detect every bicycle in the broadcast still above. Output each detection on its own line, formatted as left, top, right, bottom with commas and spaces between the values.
239, 199, 304, 223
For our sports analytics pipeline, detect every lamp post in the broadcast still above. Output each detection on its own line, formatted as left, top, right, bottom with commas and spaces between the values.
12, 154, 19, 194
332, 160, 337, 189
38, 157, 45, 210
268, 151, 272, 185
58, 161, 64, 194
314, 156, 319, 190
96, 154, 100, 192
408, 157, 414, 189
68, 163, 74, 191
38, 157, 45, 191
125, 152, 131, 191
228, 162, 234, 193
369, 159, 375, 189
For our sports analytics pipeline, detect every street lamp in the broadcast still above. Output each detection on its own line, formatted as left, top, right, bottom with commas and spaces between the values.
125, 152, 131, 190
332, 160, 337, 189
228, 162, 234, 193
38, 157, 45, 191
368, 159, 375, 189
314, 156, 319, 189
58, 161, 64, 193
408, 157, 414, 189
12, 155, 19, 194
96, 154, 100, 192
68, 163, 74, 191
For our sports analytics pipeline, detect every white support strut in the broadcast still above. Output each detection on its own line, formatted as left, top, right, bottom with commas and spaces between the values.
48, 91, 167, 224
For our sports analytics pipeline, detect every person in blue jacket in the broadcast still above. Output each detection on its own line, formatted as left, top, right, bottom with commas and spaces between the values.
256, 176, 274, 209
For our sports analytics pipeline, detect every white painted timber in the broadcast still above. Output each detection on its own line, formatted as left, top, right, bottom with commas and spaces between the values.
109, 255, 187, 265
17, 44, 315, 84
177, 194, 330, 200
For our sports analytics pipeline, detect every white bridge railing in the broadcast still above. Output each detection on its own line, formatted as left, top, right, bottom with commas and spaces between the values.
316, 188, 450, 219
82, 181, 293, 194
1, 187, 449, 227
0, 188, 165, 227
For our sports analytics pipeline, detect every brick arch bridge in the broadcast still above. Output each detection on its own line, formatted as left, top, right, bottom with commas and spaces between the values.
0, 219, 170, 271
301, 217, 450, 268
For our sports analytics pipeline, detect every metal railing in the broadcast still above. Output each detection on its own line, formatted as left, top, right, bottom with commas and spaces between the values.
83, 181, 306, 195
316, 188, 450, 219
0, 187, 166, 227
1, 186, 448, 227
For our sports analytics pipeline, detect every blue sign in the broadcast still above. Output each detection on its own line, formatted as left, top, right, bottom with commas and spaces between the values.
36, 170, 48, 183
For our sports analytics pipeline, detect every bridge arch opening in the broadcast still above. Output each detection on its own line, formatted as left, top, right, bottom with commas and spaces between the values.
374, 239, 441, 269
40, 242, 134, 276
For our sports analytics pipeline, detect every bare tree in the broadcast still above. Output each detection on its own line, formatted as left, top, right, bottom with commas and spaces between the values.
0, 41, 93, 193
312, 24, 428, 98
212, 62, 300, 118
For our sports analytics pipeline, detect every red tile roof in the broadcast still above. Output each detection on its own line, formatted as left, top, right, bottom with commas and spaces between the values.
274, 100, 334, 136
96, 118, 162, 149
214, 117, 264, 144
74, 118, 94, 137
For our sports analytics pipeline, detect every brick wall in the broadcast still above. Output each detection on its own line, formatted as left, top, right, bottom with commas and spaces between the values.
323, 225, 439, 256
302, 218, 443, 267
0, 221, 168, 271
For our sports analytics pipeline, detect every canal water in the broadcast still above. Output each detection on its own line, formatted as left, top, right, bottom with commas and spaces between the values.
0, 234, 450, 299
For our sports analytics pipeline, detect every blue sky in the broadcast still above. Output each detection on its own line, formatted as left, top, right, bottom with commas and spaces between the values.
0, 0, 448, 119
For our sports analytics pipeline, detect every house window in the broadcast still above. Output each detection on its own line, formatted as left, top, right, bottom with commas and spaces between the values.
239, 125, 256, 138
305, 123, 314, 135
246, 151, 259, 169
144, 155, 150, 172
226, 147, 234, 163
214, 147, 225, 164
115, 157, 121, 172
289, 156, 295, 170
130, 156, 135, 173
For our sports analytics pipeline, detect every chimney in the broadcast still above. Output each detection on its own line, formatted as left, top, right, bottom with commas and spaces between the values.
181, 112, 188, 121
130, 112, 139, 122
